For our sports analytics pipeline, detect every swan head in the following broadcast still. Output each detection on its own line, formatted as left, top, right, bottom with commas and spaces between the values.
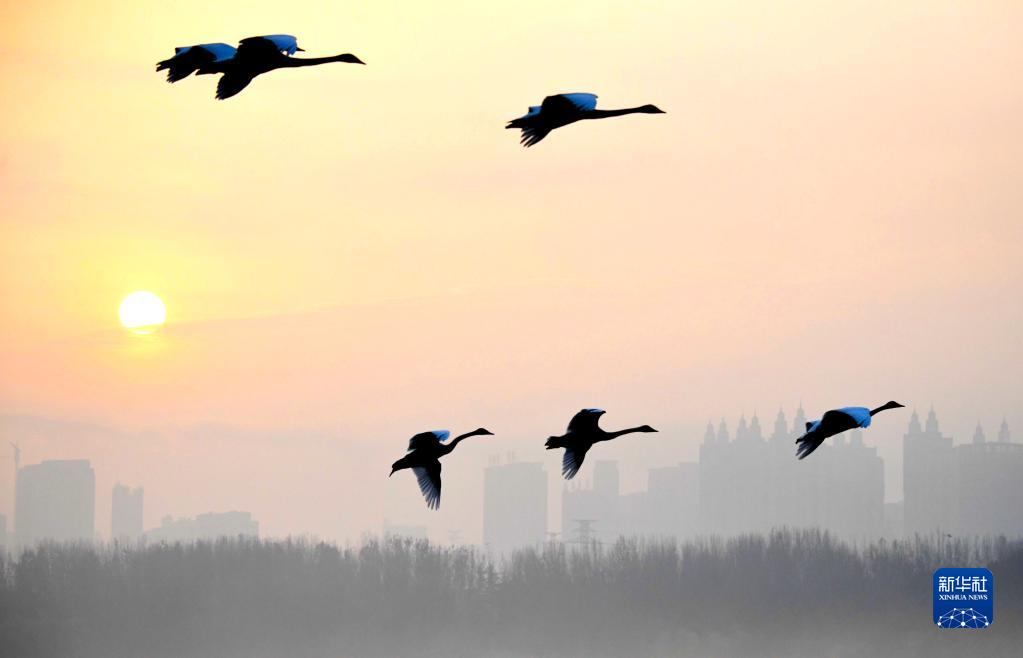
639, 104, 666, 114
881, 401, 906, 411
336, 53, 366, 64
636, 425, 658, 433
472, 428, 495, 436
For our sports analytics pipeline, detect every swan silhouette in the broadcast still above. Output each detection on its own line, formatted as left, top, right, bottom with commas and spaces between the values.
795, 401, 905, 460
157, 35, 364, 100
545, 409, 657, 479
506, 93, 665, 147
390, 428, 493, 510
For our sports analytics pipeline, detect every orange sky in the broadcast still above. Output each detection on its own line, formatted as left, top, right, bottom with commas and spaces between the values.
1, 1, 1021, 542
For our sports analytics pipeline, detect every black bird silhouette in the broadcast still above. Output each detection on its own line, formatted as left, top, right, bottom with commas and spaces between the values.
156, 43, 237, 83
158, 35, 364, 100
506, 93, 665, 147
795, 401, 905, 460
545, 409, 657, 479
390, 428, 493, 510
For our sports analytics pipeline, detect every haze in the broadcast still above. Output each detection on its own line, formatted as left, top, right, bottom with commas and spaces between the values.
1, 1, 1021, 543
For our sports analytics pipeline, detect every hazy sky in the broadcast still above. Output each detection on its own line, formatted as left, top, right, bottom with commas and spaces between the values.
1, 1, 1021, 542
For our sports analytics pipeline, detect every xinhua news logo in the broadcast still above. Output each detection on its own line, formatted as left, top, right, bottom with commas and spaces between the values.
933, 567, 993, 629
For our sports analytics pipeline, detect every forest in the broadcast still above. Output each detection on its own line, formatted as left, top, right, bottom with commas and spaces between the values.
1, 529, 1020, 657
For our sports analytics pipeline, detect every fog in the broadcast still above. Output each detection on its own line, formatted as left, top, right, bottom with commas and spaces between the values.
1, 530, 1019, 657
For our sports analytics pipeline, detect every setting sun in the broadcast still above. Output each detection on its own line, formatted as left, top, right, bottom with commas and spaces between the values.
119, 291, 166, 333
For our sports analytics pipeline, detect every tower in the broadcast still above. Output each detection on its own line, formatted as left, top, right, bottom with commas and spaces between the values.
772, 408, 788, 442
903, 407, 954, 535
792, 404, 807, 435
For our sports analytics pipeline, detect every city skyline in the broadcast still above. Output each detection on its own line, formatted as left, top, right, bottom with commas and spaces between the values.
3, 405, 1018, 548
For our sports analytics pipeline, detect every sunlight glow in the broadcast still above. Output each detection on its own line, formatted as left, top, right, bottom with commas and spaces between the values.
119, 291, 167, 334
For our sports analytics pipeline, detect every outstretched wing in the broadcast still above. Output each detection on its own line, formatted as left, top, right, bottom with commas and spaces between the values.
236, 35, 299, 60
216, 72, 254, 100
518, 125, 551, 148
408, 430, 448, 452
157, 43, 235, 83
836, 407, 872, 428
242, 34, 301, 55
412, 462, 442, 510
562, 446, 589, 480
794, 432, 825, 460
557, 93, 598, 111
567, 408, 605, 433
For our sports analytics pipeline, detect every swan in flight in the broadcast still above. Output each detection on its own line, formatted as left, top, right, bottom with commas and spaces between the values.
157, 35, 365, 100
545, 409, 657, 480
390, 428, 493, 510
506, 93, 665, 147
795, 401, 905, 460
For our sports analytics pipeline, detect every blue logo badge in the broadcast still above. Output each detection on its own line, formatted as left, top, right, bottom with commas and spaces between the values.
933, 567, 993, 628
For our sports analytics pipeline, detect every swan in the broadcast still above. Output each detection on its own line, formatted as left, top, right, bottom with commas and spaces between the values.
158, 35, 364, 99
545, 409, 657, 479
389, 428, 493, 510
795, 401, 905, 460
506, 93, 665, 147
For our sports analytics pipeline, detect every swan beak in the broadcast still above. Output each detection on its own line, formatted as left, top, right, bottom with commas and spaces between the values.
389, 469, 395, 477
296, 47, 305, 52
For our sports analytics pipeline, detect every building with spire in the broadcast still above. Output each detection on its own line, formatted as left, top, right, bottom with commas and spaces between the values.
903, 408, 955, 535
953, 419, 1023, 536
998, 418, 1011, 443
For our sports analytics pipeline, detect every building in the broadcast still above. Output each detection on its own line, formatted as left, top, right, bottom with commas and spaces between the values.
903, 408, 955, 535
483, 459, 547, 553
15, 459, 95, 546
562, 460, 622, 543
145, 511, 259, 543
0, 514, 7, 551
817, 430, 885, 539
111, 483, 144, 543
547, 406, 1019, 543
699, 409, 885, 540
642, 462, 699, 538
952, 421, 1023, 536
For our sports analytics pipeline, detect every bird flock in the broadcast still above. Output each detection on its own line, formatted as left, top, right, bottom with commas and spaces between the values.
157, 33, 662, 145
157, 34, 906, 510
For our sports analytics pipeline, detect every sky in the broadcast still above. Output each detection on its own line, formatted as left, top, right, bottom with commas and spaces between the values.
1, 1, 1021, 543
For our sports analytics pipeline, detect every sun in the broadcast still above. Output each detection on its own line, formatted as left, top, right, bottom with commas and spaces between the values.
119, 291, 167, 334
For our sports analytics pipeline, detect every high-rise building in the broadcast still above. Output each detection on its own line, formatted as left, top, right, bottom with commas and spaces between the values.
641, 462, 699, 538
699, 407, 886, 540
562, 460, 621, 542
953, 421, 1023, 536
15, 459, 95, 546
819, 429, 885, 539
0, 513, 7, 551
111, 483, 144, 542
903, 408, 955, 535
483, 460, 547, 553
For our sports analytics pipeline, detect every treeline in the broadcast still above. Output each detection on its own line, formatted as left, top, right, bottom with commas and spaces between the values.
0, 529, 1020, 657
